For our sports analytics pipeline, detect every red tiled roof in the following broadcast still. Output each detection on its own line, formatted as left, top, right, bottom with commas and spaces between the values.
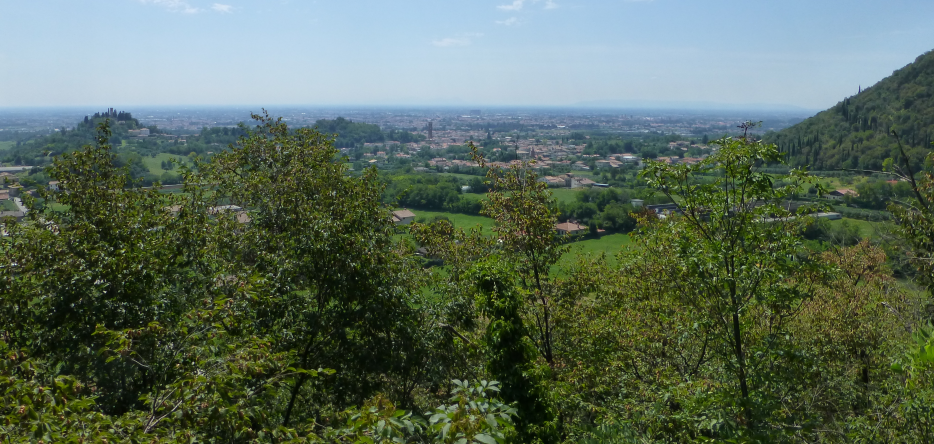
555, 222, 587, 233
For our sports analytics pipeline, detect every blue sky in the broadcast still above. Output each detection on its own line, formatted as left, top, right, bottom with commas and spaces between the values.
1, 0, 933, 110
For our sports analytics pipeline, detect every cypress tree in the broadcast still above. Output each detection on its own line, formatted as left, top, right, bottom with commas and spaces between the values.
469, 258, 559, 444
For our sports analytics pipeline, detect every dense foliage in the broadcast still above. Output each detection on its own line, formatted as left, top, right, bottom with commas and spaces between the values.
383, 174, 484, 215
3, 116, 934, 443
313, 117, 386, 148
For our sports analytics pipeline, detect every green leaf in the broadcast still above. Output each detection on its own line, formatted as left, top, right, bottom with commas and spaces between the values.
474, 433, 499, 444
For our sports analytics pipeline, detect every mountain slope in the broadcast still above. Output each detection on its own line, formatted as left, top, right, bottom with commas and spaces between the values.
766, 50, 934, 171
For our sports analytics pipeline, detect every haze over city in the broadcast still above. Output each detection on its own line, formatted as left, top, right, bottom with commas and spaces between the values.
2, 0, 934, 110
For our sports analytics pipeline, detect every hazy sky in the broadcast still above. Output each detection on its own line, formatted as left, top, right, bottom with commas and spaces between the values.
2, 0, 933, 110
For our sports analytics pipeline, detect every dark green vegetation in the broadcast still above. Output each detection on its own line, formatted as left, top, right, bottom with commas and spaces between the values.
384, 174, 486, 216
4, 115, 934, 443
768, 49, 934, 171
2, 114, 427, 189
313, 117, 424, 148
1, 110, 244, 186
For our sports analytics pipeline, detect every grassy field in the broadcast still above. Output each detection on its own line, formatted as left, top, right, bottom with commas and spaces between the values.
829, 218, 889, 239
0, 141, 14, 151
549, 188, 582, 204
557, 233, 634, 271
401, 208, 636, 272
141, 153, 189, 176
0, 200, 18, 211
400, 212, 882, 275
407, 210, 496, 233
460, 193, 487, 204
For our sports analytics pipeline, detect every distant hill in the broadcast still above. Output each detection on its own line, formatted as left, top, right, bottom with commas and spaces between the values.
2, 113, 426, 167
3, 108, 149, 165
766, 50, 934, 172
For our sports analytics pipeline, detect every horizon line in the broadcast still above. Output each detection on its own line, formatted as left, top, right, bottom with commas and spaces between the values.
0, 103, 820, 114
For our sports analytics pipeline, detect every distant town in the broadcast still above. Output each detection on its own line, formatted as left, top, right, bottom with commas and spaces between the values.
0, 106, 808, 137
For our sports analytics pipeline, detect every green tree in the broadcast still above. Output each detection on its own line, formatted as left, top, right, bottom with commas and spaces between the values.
888, 141, 934, 292
471, 143, 568, 366
469, 258, 558, 444
198, 112, 427, 426
0, 123, 192, 413
640, 127, 823, 433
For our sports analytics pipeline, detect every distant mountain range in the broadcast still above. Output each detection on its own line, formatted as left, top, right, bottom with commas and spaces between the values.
766, 49, 934, 171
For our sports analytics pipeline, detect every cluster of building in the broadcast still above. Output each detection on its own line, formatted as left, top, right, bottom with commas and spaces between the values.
538, 174, 598, 188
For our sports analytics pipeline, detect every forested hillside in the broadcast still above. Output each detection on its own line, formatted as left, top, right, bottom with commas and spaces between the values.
767, 49, 934, 171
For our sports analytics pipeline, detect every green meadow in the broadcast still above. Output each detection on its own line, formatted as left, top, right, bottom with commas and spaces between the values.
141, 153, 190, 175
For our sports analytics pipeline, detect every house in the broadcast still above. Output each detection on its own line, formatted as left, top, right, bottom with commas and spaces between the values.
555, 221, 587, 235
538, 176, 566, 187
47, 181, 60, 191
0, 172, 18, 185
569, 177, 596, 189
618, 154, 639, 163
681, 157, 705, 165
0, 211, 25, 221
392, 209, 416, 225
827, 189, 858, 200
0, 190, 8, 201
645, 203, 682, 218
